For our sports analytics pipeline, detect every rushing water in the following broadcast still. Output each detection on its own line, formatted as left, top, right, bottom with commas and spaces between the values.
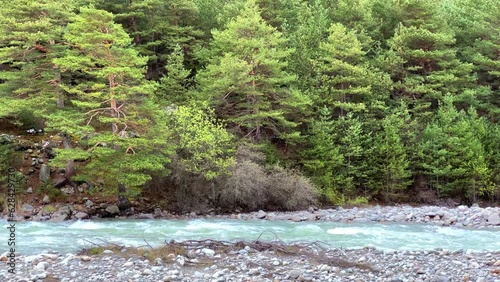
3, 219, 499, 255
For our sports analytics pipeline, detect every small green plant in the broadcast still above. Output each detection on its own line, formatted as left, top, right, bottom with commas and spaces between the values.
346, 196, 369, 206
88, 247, 105, 255
39, 182, 68, 202
42, 205, 57, 213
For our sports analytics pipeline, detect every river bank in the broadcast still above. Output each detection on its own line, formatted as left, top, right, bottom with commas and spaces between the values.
6, 203, 500, 229
1, 205, 499, 281
1, 241, 499, 282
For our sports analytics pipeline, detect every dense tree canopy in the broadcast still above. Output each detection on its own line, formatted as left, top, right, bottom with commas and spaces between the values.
0, 0, 498, 209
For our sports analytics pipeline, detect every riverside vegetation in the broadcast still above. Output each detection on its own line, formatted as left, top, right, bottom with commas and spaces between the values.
0, 0, 499, 213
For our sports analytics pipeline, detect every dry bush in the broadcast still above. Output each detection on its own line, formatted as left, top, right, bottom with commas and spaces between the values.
266, 165, 319, 211
218, 144, 319, 211
219, 160, 269, 210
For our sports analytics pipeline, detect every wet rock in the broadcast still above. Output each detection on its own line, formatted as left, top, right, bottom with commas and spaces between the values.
257, 210, 267, 219
74, 212, 88, 220
137, 213, 155, 219
105, 205, 120, 216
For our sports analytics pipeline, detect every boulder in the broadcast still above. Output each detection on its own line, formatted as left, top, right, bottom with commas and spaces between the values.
74, 212, 88, 220
256, 210, 267, 219
105, 205, 120, 215
39, 164, 51, 182
487, 213, 500, 225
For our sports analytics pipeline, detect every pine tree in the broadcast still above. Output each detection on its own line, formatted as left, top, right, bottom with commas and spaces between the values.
421, 95, 491, 200
286, 0, 331, 92
94, 0, 203, 79
368, 102, 412, 200
0, 0, 75, 119
196, 0, 308, 143
383, 0, 476, 120
49, 7, 173, 195
302, 107, 344, 203
312, 23, 372, 116
156, 44, 192, 106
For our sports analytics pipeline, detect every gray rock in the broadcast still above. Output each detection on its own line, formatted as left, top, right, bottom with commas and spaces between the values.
289, 269, 301, 279
39, 164, 51, 182
26, 187, 33, 194
105, 205, 120, 215
142, 268, 152, 275
201, 248, 215, 256
34, 261, 49, 271
487, 213, 500, 225
74, 212, 88, 220
85, 199, 94, 208
257, 210, 267, 219
22, 204, 34, 212
42, 195, 50, 204
49, 213, 68, 222
137, 213, 155, 219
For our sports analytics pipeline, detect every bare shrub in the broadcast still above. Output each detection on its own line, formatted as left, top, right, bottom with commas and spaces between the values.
218, 160, 269, 210
266, 166, 319, 211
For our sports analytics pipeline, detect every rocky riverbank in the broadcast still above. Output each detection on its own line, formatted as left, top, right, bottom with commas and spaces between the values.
7, 203, 500, 229
1, 242, 499, 282
1, 204, 499, 281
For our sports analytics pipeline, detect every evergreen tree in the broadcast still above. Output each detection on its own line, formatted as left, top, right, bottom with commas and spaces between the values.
382, 0, 476, 119
0, 0, 75, 119
302, 107, 344, 203
368, 102, 412, 200
49, 7, 173, 194
421, 96, 491, 200
196, 0, 308, 143
156, 44, 192, 106
286, 0, 331, 92
94, 0, 203, 79
312, 23, 372, 116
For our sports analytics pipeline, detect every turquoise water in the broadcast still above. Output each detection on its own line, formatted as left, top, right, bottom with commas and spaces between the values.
2, 219, 499, 255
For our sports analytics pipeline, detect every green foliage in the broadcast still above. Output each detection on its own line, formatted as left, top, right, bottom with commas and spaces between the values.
421, 96, 492, 200
196, 0, 308, 142
168, 103, 235, 181
0, 0, 76, 120
48, 7, 173, 194
156, 44, 192, 106
367, 102, 412, 199
0, 0, 499, 207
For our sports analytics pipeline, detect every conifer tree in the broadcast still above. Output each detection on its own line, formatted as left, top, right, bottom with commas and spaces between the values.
313, 23, 372, 116
94, 0, 203, 79
302, 107, 344, 203
368, 102, 412, 200
421, 96, 491, 200
49, 7, 173, 195
156, 44, 192, 106
382, 0, 476, 119
0, 0, 75, 119
196, 0, 308, 143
